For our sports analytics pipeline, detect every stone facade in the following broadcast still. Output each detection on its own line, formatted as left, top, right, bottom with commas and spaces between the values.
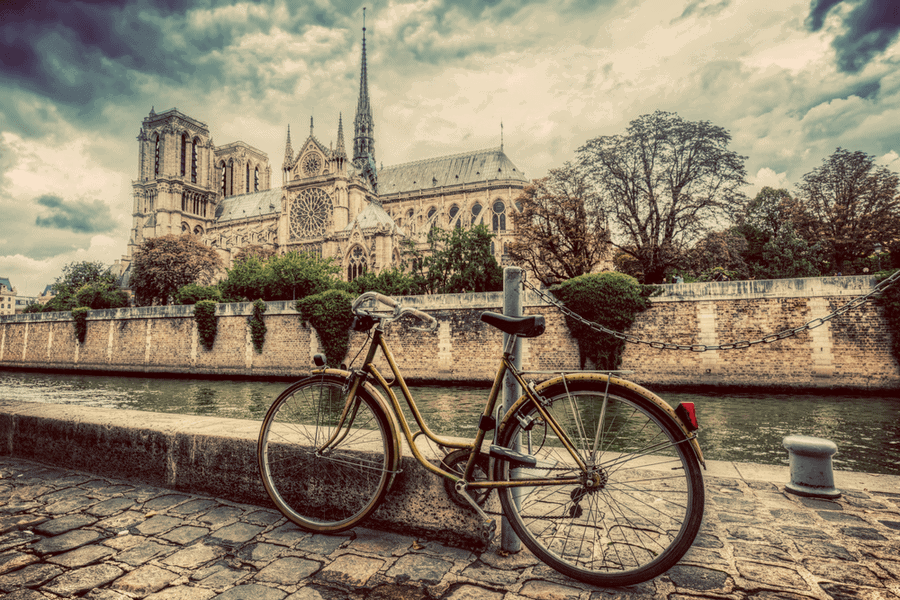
1, 277, 896, 390
0, 277, 16, 316
119, 24, 529, 282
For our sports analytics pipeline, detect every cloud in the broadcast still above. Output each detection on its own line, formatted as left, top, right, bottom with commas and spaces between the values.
806, 0, 900, 73
34, 194, 116, 234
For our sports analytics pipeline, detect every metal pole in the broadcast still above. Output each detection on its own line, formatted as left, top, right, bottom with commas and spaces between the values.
501, 266, 523, 552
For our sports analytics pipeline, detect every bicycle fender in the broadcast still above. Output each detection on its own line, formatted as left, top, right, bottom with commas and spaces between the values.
311, 368, 405, 471
516, 373, 705, 468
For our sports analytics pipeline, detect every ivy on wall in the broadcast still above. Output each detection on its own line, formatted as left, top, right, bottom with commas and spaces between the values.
72, 307, 90, 344
550, 272, 656, 370
876, 269, 900, 366
194, 300, 218, 351
250, 299, 268, 354
296, 289, 355, 368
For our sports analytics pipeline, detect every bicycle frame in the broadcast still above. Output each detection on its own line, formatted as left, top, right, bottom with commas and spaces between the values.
315, 319, 589, 494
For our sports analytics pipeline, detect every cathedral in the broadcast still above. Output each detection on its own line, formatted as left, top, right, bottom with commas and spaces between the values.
120, 23, 529, 283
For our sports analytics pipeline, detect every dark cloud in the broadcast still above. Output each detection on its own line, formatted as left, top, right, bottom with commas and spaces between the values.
34, 194, 115, 233
806, 0, 900, 72
672, 0, 731, 23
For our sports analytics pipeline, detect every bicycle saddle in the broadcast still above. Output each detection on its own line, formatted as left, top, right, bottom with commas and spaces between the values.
480, 312, 545, 338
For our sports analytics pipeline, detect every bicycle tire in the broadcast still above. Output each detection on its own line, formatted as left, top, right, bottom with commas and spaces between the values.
258, 374, 398, 533
494, 379, 704, 586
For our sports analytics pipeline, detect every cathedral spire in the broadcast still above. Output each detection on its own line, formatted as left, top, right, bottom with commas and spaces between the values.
336, 113, 346, 158
283, 124, 294, 166
353, 7, 375, 169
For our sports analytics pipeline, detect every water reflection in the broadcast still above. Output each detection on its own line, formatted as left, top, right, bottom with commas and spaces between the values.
1, 370, 897, 475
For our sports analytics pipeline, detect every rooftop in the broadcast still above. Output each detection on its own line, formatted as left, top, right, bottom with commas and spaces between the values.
379, 147, 528, 196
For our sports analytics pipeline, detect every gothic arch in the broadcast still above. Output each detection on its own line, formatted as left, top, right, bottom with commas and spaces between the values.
492, 199, 507, 232
346, 244, 368, 282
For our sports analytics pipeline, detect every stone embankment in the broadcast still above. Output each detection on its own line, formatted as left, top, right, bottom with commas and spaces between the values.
1, 275, 897, 389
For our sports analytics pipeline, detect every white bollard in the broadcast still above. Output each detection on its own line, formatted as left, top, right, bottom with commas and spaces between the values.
782, 435, 841, 498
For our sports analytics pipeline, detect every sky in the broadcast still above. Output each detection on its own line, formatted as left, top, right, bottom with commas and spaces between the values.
1, 0, 899, 297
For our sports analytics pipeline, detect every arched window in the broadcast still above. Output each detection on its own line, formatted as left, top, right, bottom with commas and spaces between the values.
448, 205, 460, 229
181, 191, 187, 212
194, 225, 203, 235
221, 164, 226, 197
228, 160, 234, 197
191, 138, 199, 183
427, 206, 436, 220
471, 203, 482, 226
492, 200, 506, 232
154, 136, 161, 177
347, 246, 367, 282
254, 166, 260, 191
246, 162, 250, 194
181, 222, 189, 233
181, 134, 187, 176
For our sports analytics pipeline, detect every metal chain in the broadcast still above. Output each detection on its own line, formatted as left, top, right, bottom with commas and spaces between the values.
522, 269, 900, 352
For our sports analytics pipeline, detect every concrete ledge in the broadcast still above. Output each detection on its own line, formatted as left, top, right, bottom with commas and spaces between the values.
0, 401, 492, 549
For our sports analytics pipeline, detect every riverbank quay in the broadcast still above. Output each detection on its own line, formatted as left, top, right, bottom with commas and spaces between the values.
1, 276, 897, 390
0, 457, 898, 600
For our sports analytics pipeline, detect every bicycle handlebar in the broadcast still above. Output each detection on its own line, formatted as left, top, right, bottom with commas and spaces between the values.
351, 292, 438, 332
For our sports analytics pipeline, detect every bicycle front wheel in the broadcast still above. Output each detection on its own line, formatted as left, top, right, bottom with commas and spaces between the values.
494, 380, 704, 586
258, 374, 398, 533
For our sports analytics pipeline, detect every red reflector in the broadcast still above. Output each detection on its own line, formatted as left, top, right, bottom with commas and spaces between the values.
675, 402, 699, 431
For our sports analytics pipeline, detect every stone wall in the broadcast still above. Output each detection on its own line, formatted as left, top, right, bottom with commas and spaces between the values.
0, 276, 896, 390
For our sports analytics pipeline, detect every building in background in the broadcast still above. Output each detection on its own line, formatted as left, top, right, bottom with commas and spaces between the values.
0, 277, 17, 316
119, 20, 528, 283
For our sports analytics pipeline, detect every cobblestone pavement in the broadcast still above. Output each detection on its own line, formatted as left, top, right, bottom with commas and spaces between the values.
1, 456, 899, 600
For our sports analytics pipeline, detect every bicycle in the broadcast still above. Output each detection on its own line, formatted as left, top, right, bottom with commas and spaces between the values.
257, 291, 706, 586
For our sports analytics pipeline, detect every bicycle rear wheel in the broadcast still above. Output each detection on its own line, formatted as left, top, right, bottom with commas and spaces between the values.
258, 374, 398, 533
494, 380, 704, 586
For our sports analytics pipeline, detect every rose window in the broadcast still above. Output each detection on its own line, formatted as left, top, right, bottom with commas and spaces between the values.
290, 188, 332, 239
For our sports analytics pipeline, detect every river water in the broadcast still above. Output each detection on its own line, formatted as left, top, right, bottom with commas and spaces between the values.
2, 369, 898, 475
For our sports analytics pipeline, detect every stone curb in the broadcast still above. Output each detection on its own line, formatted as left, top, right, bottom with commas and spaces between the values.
1, 455, 899, 600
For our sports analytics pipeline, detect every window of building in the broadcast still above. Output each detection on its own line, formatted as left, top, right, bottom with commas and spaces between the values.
191, 138, 199, 183
347, 246, 367, 282
492, 200, 506, 232
181, 134, 187, 177
448, 204, 460, 229
254, 167, 260, 191
471, 203, 482, 226
221, 164, 226, 197
246, 162, 250, 194
154, 137, 160, 177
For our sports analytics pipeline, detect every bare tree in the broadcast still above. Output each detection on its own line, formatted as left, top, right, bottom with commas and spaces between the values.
577, 111, 747, 283
508, 163, 610, 285
797, 148, 900, 273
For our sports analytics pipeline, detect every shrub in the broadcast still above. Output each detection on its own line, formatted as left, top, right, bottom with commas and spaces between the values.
194, 300, 218, 351
174, 284, 223, 305
296, 289, 355, 368
72, 307, 90, 344
550, 272, 654, 369
250, 299, 268, 354
74, 281, 130, 310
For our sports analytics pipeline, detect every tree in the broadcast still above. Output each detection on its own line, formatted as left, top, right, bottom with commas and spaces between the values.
421, 224, 503, 294
577, 111, 747, 283
508, 163, 610, 285
219, 251, 339, 302
129, 235, 223, 306
41, 260, 120, 312
682, 229, 749, 281
346, 267, 425, 297
73, 281, 129, 310
797, 148, 900, 274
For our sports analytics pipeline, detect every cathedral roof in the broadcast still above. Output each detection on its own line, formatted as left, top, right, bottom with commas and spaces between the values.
378, 147, 527, 196
215, 189, 282, 223
343, 199, 395, 231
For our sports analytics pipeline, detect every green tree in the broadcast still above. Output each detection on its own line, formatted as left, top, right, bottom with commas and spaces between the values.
682, 229, 749, 281
346, 267, 424, 296
422, 224, 502, 294
129, 234, 223, 306
73, 281, 129, 310
577, 111, 748, 283
41, 260, 120, 312
797, 148, 900, 274
173, 284, 223, 305
757, 222, 826, 279
508, 163, 610, 285
220, 251, 340, 302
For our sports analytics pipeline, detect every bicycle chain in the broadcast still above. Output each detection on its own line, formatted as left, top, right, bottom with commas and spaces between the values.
522, 270, 900, 352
